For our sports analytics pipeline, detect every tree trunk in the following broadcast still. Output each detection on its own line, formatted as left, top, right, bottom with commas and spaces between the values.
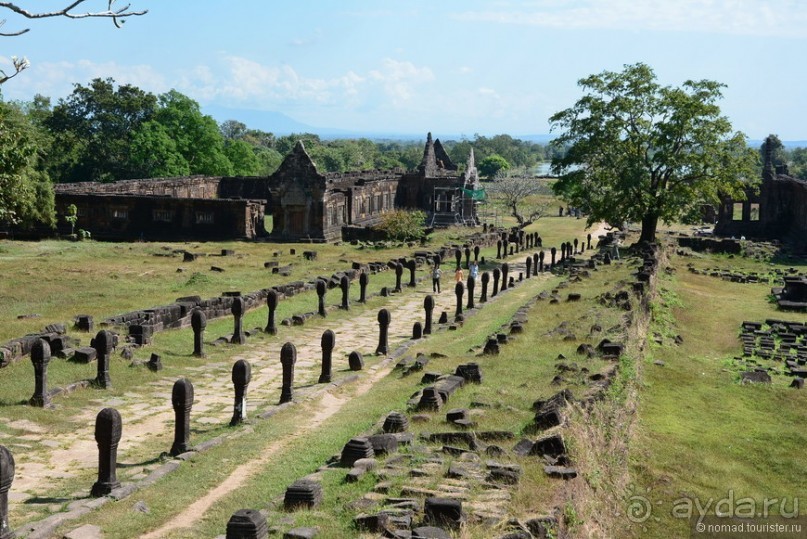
639, 212, 658, 243
510, 203, 524, 226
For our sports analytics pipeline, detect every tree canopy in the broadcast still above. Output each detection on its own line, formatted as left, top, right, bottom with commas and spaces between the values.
550, 63, 758, 243
45, 78, 157, 182
0, 73, 565, 231
478, 154, 511, 178
151, 90, 234, 176
445, 134, 546, 172
42, 80, 252, 181
0, 100, 55, 228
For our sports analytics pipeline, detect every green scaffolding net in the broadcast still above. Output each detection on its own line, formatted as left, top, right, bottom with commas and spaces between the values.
462, 188, 487, 201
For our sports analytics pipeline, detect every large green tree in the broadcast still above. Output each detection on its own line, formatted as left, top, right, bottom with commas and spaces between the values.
45, 77, 157, 182
790, 147, 807, 180
478, 154, 511, 178
550, 63, 758, 243
129, 121, 190, 178
224, 139, 261, 176
152, 90, 233, 176
0, 101, 55, 228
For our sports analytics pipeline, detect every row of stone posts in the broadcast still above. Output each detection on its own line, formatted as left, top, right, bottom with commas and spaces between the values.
205, 240, 596, 357
178, 241, 592, 366
2, 303, 402, 532
5, 238, 603, 535
495, 231, 543, 259
26, 247, 576, 411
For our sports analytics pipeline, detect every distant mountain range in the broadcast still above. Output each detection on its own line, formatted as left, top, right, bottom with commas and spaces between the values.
203, 105, 804, 147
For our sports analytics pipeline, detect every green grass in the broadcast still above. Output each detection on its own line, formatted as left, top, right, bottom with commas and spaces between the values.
0, 226, 503, 344
57, 267, 595, 538
0, 213, 646, 538
626, 248, 807, 538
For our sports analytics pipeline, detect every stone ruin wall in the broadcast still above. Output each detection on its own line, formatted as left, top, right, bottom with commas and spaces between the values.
716, 175, 807, 246
268, 163, 404, 242
336, 173, 401, 225
716, 136, 807, 248
761, 176, 807, 243
56, 194, 265, 240
715, 189, 764, 238
49, 135, 476, 242
54, 176, 223, 199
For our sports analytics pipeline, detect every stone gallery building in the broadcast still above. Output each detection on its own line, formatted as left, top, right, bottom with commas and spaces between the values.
715, 136, 807, 245
54, 133, 481, 242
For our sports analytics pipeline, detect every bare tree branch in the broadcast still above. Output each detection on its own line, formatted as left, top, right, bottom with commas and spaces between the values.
488, 167, 552, 226
0, 0, 147, 35
0, 18, 26, 36
0, 1, 146, 84
0, 54, 28, 83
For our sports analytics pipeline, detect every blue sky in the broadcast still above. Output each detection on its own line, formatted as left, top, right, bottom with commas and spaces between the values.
2, 0, 806, 139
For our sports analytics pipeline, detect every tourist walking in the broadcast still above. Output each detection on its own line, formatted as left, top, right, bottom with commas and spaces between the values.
432, 264, 442, 293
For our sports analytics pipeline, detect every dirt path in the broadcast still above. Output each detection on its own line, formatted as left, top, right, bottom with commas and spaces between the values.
142, 256, 547, 536
141, 362, 393, 539
8, 253, 553, 535
591, 222, 613, 241
7, 278, 457, 519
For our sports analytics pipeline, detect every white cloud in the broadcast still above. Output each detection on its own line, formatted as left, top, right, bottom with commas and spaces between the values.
2, 53, 438, 116
454, 0, 807, 38
173, 55, 370, 110
168, 54, 439, 119
368, 58, 435, 106
0, 58, 168, 101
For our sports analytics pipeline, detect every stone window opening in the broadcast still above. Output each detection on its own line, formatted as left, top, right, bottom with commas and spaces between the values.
732, 202, 744, 221
195, 211, 215, 224
750, 203, 760, 221
153, 209, 174, 222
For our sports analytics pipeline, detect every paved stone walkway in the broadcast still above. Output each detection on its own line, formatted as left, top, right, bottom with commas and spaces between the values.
4, 265, 495, 531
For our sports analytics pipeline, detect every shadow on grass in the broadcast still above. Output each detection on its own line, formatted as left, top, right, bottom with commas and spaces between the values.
118, 455, 164, 468
0, 399, 29, 407
24, 496, 73, 504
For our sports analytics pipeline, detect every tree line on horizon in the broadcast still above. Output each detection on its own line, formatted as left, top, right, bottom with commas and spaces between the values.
0, 77, 552, 229
3, 71, 807, 238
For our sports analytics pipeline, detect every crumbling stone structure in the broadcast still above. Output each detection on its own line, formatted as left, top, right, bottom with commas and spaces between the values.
716, 136, 807, 246
53, 133, 480, 242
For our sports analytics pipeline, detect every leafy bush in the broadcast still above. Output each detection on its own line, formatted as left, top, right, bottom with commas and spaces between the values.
478, 154, 511, 178
374, 210, 427, 241
65, 204, 78, 234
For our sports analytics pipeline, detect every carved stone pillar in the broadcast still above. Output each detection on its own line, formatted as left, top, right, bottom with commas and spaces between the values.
90, 408, 122, 497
